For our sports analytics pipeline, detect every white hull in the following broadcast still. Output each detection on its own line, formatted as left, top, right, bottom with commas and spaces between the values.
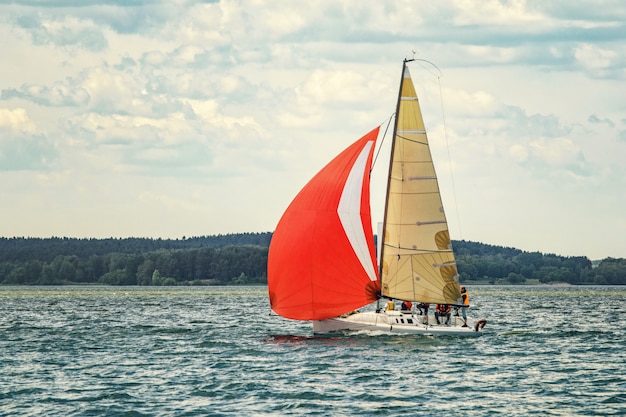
313, 311, 485, 337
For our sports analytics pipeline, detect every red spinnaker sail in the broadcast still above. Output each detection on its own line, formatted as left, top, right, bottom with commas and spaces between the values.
267, 127, 381, 320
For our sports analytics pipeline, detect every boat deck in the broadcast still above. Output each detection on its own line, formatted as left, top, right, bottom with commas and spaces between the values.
313, 310, 485, 337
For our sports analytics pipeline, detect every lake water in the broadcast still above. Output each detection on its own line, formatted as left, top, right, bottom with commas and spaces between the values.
1, 285, 625, 416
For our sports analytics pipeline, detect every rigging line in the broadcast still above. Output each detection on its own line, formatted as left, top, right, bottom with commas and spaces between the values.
372, 114, 395, 171
412, 58, 443, 79
436, 75, 463, 239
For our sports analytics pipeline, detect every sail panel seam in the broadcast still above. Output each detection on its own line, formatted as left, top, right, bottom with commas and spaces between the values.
397, 130, 426, 134
416, 220, 446, 225
382, 244, 453, 254
408, 176, 437, 180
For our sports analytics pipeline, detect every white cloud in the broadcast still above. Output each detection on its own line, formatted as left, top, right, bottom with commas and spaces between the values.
0, 108, 37, 134
509, 144, 528, 163
454, 0, 545, 25
297, 70, 371, 105
0, 108, 56, 171
574, 43, 618, 71
1, 81, 90, 107
528, 137, 581, 165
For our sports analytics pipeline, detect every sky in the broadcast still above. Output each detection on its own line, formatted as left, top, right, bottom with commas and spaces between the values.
1, 0, 625, 260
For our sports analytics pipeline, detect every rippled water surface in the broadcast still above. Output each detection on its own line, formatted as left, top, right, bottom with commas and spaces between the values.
1, 285, 625, 416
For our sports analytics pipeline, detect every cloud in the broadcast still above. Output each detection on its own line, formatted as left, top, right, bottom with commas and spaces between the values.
0, 108, 37, 134
0, 108, 57, 171
526, 137, 590, 178
454, 0, 545, 25
574, 42, 621, 77
15, 13, 107, 51
588, 114, 615, 128
295, 69, 389, 108
1, 81, 90, 107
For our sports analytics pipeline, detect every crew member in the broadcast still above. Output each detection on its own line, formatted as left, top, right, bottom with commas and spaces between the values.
435, 304, 451, 325
460, 286, 470, 327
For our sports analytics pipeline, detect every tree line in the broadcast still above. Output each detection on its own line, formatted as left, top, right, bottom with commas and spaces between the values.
0, 234, 270, 286
0, 234, 624, 285
453, 240, 625, 285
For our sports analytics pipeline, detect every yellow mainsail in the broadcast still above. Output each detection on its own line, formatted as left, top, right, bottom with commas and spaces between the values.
380, 61, 462, 305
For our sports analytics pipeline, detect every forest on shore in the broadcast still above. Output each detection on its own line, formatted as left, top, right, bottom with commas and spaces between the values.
1, 233, 625, 286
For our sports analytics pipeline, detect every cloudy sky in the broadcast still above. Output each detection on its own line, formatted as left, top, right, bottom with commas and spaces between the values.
1, 1, 625, 260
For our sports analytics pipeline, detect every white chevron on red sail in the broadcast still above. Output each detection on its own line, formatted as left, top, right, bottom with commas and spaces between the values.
337, 140, 378, 283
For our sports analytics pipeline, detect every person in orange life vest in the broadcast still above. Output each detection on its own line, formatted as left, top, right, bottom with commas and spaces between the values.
460, 286, 470, 327
435, 304, 451, 325
400, 300, 412, 312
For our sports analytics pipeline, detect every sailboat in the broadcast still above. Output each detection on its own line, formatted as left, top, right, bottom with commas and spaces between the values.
268, 59, 486, 337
